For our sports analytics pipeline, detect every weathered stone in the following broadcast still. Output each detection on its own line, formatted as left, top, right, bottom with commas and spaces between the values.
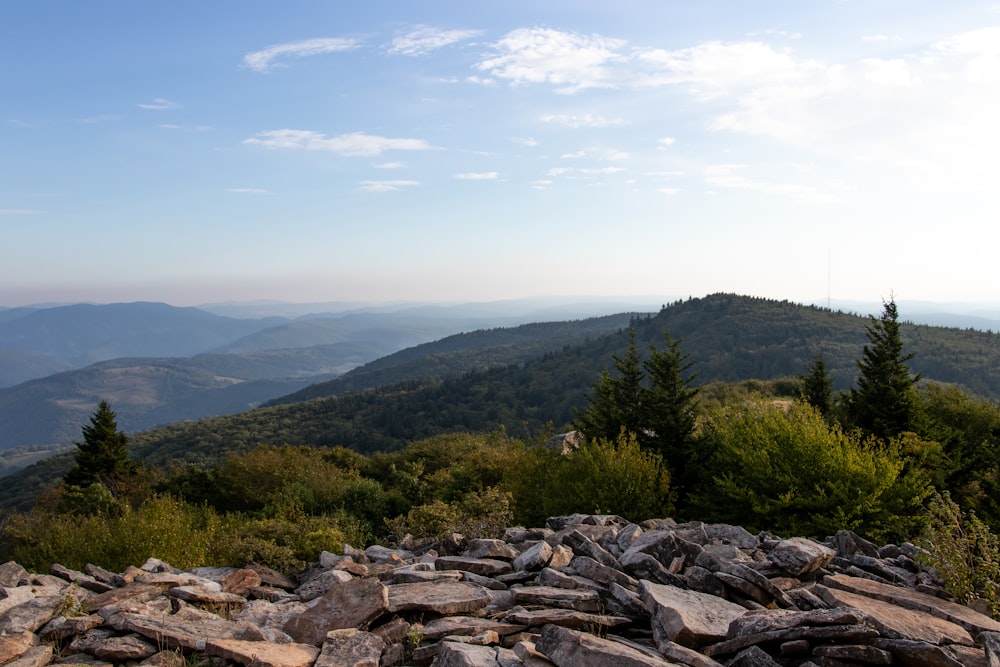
70, 630, 158, 661
387, 580, 491, 615
982, 631, 1000, 667
562, 529, 619, 568
437, 556, 513, 577
39, 613, 104, 641
812, 644, 892, 664
871, 638, 971, 667
295, 568, 354, 602
246, 563, 298, 591
169, 585, 246, 606
412, 630, 500, 662
511, 585, 601, 612
769, 538, 835, 577
727, 608, 869, 639
0, 587, 36, 617
388, 568, 464, 584
726, 644, 781, 666
513, 541, 553, 572
537, 566, 605, 593
2, 644, 52, 667
816, 584, 973, 645
87, 584, 164, 613
621, 530, 703, 571
364, 544, 414, 564
548, 544, 575, 569
421, 616, 527, 641
283, 577, 388, 646
707, 623, 879, 658
466, 539, 520, 561
503, 607, 631, 630
620, 551, 689, 588
49, 564, 113, 593
535, 624, 675, 666
0, 631, 35, 665
0, 594, 64, 633
434, 641, 504, 667
205, 638, 320, 667
138, 650, 187, 667
823, 573, 1000, 637
640, 580, 747, 648
0, 562, 29, 587
235, 598, 306, 642
570, 555, 638, 590
103, 606, 266, 651
314, 628, 385, 667
220, 568, 261, 595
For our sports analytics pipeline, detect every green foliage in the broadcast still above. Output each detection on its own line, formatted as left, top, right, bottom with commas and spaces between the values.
919, 492, 1000, 618
63, 400, 136, 495
848, 299, 922, 440
690, 400, 929, 541
800, 353, 834, 417
508, 431, 671, 527
384, 486, 514, 541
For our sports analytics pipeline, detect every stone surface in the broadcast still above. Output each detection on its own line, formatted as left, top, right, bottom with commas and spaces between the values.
314, 628, 385, 667
640, 580, 747, 648
283, 577, 389, 645
205, 638, 320, 667
769, 538, 836, 577
386, 581, 491, 615
535, 624, 676, 666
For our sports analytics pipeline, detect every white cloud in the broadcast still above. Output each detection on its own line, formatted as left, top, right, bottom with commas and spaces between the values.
540, 113, 625, 128
375, 161, 405, 169
465, 75, 497, 86
509, 136, 539, 147
863, 34, 902, 42
243, 38, 361, 72
560, 147, 629, 161
703, 163, 836, 203
476, 28, 628, 93
657, 137, 676, 148
658, 187, 681, 195
138, 98, 181, 110
227, 188, 271, 194
359, 180, 419, 192
244, 130, 433, 156
578, 166, 626, 174
389, 26, 483, 56
454, 171, 498, 180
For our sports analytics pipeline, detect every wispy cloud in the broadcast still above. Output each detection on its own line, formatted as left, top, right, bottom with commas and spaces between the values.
541, 113, 625, 128
244, 130, 433, 156
227, 187, 271, 195
454, 171, 498, 180
138, 98, 181, 110
375, 161, 406, 169
158, 124, 212, 131
359, 180, 419, 192
244, 37, 361, 72
389, 26, 483, 56
560, 148, 629, 161
863, 34, 902, 42
477, 28, 628, 93
658, 137, 676, 148
703, 163, 835, 203
509, 137, 539, 147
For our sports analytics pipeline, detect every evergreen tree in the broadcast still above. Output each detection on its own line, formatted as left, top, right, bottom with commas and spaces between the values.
800, 353, 834, 417
575, 329, 645, 442
642, 332, 699, 497
848, 298, 921, 440
64, 400, 136, 493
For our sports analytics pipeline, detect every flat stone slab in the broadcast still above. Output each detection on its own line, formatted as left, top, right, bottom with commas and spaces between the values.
436, 556, 512, 577
283, 577, 388, 646
421, 616, 527, 640
315, 629, 385, 667
206, 638, 320, 667
823, 573, 1000, 637
816, 584, 973, 646
386, 581, 492, 615
512, 585, 601, 612
536, 624, 677, 667
503, 607, 632, 630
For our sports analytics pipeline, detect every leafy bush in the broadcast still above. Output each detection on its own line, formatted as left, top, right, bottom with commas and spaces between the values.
689, 400, 929, 540
507, 431, 671, 527
384, 486, 513, 541
919, 491, 1000, 618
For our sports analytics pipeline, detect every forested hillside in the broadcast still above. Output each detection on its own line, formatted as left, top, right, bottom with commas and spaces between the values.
2, 294, 998, 512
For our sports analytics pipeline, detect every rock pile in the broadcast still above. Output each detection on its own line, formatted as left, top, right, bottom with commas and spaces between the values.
2, 514, 1000, 666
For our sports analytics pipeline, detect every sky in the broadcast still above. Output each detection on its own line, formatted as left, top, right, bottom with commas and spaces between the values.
2, 1, 999, 308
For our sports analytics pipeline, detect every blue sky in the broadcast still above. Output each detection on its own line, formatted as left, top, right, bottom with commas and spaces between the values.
2, 1, 998, 308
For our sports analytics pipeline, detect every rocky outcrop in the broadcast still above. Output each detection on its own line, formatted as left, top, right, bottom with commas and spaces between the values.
0, 516, 998, 666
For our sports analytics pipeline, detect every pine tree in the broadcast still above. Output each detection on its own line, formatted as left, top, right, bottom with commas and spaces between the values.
800, 353, 834, 417
64, 400, 136, 493
575, 329, 645, 442
642, 332, 699, 495
848, 298, 921, 440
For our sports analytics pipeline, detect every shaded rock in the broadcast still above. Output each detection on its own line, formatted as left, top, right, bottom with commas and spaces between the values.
511, 585, 601, 612
386, 581, 491, 615
205, 638, 320, 667
169, 584, 246, 606
49, 564, 113, 593
283, 577, 388, 646
0, 562, 29, 587
535, 624, 675, 666
434, 641, 504, 667
221, 568, 262, 595
421, 616, 527, 641
871, 638, 972, 667
812, 644, 892, 664
437, 556, 513, 577
86, 584, 169, 612
315, 628, 385, 667
39, 614, 104, 641
513, 541, 553, 572
246, 563, 298, 591
0, 594, 64, 633
727, 644, 782, 666
563, 529, 619, 568
69, 630, 158, 661
503, 607, 632, 630
727, 608, 869, 639
769, 538, 835, 577
103, 606, 266, 651
466, 539, 520, 561
570, 555, 639, 590
295, 569, 353, 602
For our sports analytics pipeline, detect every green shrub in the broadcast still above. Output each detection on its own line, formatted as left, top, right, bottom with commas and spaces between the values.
384, 485, 514, 541
919, 491, 1000, 618
689, 400, 929, 541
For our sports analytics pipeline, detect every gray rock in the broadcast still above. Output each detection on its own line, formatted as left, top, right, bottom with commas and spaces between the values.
640, 580, 747, 648
511, 585, 601, 612
466, 539, 520, 561
535, 624, 675, 666
314, 628, 385, 667
769, 538, 835, 577
283, 577, 388, 646
513, 541, 553, 572
386, 581, 491, 615
437, 556, 513, 577
0, 562, 29, 587
205, 638, 320, 667
294, 568, 353, 602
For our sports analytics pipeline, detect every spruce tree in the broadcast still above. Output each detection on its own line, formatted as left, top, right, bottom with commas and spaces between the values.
800, 353, 834, 417
642, 332, 699, 496
64, 400, 136, 493
848, 298, 921, 440
575, 329, 645, 442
